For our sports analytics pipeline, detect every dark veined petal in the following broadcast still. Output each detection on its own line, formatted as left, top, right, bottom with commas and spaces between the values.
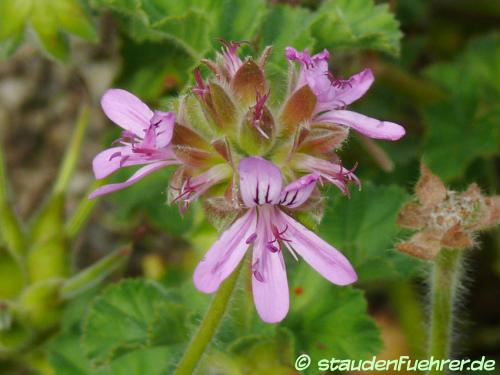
150, 111, 175, 148
239, 157, 283, 207
332, 68, 374, 106
279, 173, 320, 208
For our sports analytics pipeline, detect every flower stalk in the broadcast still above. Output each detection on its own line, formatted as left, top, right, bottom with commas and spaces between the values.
173, 259, 244, 375
428, 248, 463, 374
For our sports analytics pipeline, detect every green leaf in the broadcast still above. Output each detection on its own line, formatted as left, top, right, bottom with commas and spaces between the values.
82, 279, 189, 368
30, 0, 70, 61
49, 331, 174, 375
48, 331, 95, 375
0, 0, 96, 61
0, 247, 25, 299
422, 33, 500, 181
319, 182, 421, 282
200, 328, 296, 374
61, 246, 131, 300
311, 0, 402, 56
285, 264, 382, 362
93, 0, 402, 74
214, 0, 267, 42
0, 0, 31, 39
116, 37, 193, 101
53, 0, 97, 41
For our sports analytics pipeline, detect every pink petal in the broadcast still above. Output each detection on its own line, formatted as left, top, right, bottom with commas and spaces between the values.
92, 146, 147, 179
88, 161, 171, 199
276, 209, 357, 285
332, 68, 374, 106
317, 110, 405, 140
92, 146, 128, 179
193, 208, 257, 293
239, 157, 283, 207
251, 208, 289, 323
101, 89, 153, 135
279, 173, 320, 208
150, 111, 175, 148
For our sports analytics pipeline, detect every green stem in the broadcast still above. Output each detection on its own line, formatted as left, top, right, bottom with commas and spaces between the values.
428, 249, 463, 374
65, 180, 104, 240
53, 106, 90, 195
174, 264, 243, 375
0, 132, 25, 260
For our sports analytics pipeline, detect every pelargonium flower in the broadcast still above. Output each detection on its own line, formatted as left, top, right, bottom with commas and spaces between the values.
89, 43, 407, 324
285, 47, 405, 141
193, 156, 357, 323
89, 89, 180, 198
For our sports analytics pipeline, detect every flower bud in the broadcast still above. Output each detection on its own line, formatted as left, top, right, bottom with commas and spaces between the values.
279, 85, 317, 136
231, 59, 266, 106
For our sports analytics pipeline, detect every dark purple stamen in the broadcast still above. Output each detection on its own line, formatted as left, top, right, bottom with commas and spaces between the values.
266, 244, 280, 253
253, 269, 264, 282
271, 224, 291, 243
252, 259, 265, 282
246, 233, 257, 244
109, 152, 122, 161
251, 90, 271, 139
326, 72, 352, 89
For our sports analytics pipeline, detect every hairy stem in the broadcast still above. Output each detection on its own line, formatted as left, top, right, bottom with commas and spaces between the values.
173, 263, 243, 375
428, 249, 463, 374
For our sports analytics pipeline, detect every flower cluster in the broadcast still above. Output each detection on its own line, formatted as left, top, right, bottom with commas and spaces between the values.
90, 43, 405, 322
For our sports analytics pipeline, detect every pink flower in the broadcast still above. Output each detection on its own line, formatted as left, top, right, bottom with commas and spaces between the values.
171, 164, 232, 213
89, 89, 180, 198
292, 153, 360, 196
193, 156, 357, 323
286, 47, 405, 141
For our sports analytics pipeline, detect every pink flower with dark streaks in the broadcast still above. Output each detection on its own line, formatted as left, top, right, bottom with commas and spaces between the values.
193, 156, 357, 323
89, 89, 180, 198
286, 47, 405, 140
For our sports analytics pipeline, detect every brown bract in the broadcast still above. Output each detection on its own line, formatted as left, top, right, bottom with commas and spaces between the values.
396, 163, 500, 260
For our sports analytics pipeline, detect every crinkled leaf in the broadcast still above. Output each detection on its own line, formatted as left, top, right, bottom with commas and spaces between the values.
82, 279, 189, 368
49, 331, 174, 375
422, 33, 500, 181
92, 0, 401, 73
311, 0, 402, 56
319, 182, 421, 282
214, 0, 267, 42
